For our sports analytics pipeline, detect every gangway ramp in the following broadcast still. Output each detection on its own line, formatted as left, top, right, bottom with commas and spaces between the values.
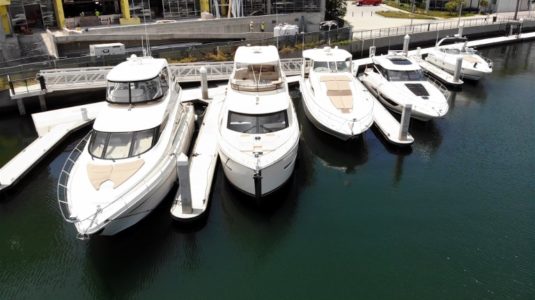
0, 102, 104, 192
171, 96, 224, 221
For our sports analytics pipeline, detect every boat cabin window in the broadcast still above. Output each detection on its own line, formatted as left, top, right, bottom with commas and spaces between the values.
386, 69, 425, 81
106, 68, 169, 104
231, 63, 282, 92
227, 110, 288, 134
89, 127, 159, 160
441, 48, 461, 55
313, 59, 351, 73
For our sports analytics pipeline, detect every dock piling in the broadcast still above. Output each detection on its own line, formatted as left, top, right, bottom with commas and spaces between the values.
200, 66, 209, 100
369, 46, 376, 58
403, 35, 410, 56
453, 56, 463, 83
38, 95, 47, 111
399, 104, 412, 141
16, 99, 26, 116
458, 25, 464, 37
177, 153, 192, 214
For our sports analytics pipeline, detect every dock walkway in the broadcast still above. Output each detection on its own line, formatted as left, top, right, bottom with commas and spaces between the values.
171, 96, 224, 220
0, 102, 103, 192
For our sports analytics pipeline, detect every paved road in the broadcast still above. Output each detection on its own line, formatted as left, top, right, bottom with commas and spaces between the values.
344, 3, 436, 31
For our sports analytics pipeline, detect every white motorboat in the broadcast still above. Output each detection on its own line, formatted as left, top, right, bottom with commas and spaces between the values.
425, 36, 493, 80
58, 56, 195, 238
359, 51, 449, 121
299, 47, 374, 140
217, 45, 300, 199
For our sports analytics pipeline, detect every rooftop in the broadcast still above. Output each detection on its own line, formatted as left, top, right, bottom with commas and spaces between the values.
303, 47, 352, 61
106, 56, 168, 82
234, 45, 280, 65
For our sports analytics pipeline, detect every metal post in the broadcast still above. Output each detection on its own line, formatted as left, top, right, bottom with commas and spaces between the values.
399, 104, 412, 141
403, 34, 410, 56
38, 95, 47, 111
177, 153, 192, 214
81, 107, 88, 121
458, 25, 463, 37
518, 18, 523, 38
416, 47, 421, 58
16, 99, 26, 116
453, 56, 463, 83
200, 66, 208, 100
369, 46, 376, 58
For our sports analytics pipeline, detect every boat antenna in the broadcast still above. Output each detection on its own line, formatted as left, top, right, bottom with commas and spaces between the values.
141, 0, 151, 56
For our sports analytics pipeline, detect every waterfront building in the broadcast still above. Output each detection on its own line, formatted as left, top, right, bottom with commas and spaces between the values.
1, 0, 325, 34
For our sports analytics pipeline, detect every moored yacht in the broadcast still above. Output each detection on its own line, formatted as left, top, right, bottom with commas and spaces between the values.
359, 51, 449, 121
300, 46, 374, 140
425, 36, 493, 80
217, 45, 300, 199
57, 56, 195, 238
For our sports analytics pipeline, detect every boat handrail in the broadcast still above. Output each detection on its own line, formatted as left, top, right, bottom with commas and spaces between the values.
57, 131, 92, 222
436, 35, 468, 47
58, 105, 194, 232
426, 75, 450, 99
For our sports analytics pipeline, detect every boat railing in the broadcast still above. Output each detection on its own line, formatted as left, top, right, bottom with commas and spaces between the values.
60, 105, 194, 232
426, 75, 450, 98
57, 131, 92, 222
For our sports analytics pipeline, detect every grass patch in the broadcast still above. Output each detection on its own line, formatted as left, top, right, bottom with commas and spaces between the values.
383, 0, 477, 19
376, 11, 436, 20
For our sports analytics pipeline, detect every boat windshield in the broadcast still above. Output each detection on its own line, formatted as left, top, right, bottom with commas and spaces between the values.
441, 48, 461, 55
107, 69, 169, 103
89, 127, 158, 159
227, 110, 288, 134
387, 69, 425, 81
231, 63, 282, 92
313, 60, 351, 73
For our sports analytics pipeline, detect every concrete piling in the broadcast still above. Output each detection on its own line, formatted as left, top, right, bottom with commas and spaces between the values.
16, 99, 26, 116
399, 104, 412, 141
200, 66, 208, 100
38, 95, 47, 111
453, 56, 463, 83
177, 153, 192, 214
458, 25, 464, 37
403, 34, 410, 56
369, 46, 376, 58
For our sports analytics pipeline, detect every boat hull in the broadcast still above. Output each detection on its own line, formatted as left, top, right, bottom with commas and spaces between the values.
219, 141, 298, 198
426, 56, 490, 81
300, 79, 365, 141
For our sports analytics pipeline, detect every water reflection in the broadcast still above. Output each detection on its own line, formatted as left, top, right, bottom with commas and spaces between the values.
409, 120, 443, 160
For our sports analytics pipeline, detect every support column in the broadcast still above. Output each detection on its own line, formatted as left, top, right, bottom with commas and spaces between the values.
119, 0, 140, 25
38, 94, 47, 111
320, 0, 326, 20
0, 4, 12, 35
266, 0, 271, 15
200, 0, 210, 12
51, 0, 65, 29
16, 99, 26, 116
177, 153, 192, 214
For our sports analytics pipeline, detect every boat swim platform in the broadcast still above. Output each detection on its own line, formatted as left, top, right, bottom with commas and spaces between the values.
0, 102, 104, 192
171, 95, 225, 221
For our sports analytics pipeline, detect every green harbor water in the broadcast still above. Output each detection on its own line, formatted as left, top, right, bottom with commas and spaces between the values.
0, 41, 534, 299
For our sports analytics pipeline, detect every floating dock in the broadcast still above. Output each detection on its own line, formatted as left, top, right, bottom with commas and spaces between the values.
170, 96, 224, 221
0, 102, 104, 192
371, 98, 414, 146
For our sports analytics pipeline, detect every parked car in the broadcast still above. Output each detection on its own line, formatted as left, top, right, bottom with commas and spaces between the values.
355, 0, 382, 6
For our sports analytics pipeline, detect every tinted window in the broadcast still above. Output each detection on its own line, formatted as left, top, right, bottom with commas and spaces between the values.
89, 128, 158, 159
387, 70, 425, 81
107, 76, 165, 104
228, 111, 288, 134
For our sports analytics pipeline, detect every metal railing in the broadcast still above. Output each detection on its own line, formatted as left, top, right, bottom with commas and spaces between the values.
352, 12, 535, 40
57, 132, 91, 222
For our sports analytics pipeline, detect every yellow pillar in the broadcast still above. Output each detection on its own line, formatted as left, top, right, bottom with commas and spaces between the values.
119, 0, 140, 25
0, 2, 11, 35
221, 0, 227, 16
51, 0, 65, 29
200, 0, 209, 13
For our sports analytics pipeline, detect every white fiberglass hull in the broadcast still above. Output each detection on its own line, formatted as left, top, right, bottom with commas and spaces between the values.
219, 140, 298, 198
425, 55, 492, 81
299, 79, 373, 141
69, 105, 195, 238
